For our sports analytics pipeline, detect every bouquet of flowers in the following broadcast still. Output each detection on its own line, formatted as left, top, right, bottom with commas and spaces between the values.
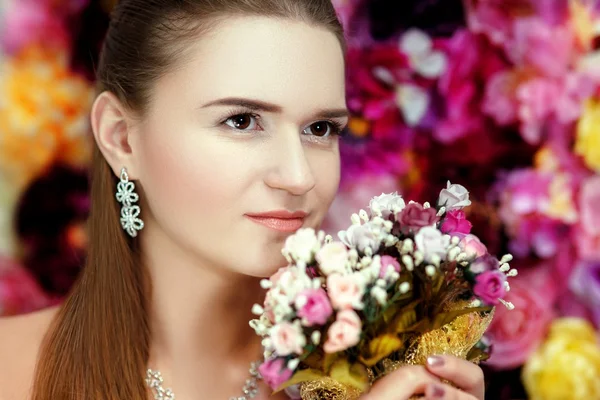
250, 182, 517, 399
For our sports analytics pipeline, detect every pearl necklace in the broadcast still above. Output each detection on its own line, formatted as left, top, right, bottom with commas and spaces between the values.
146, 361, 262, 400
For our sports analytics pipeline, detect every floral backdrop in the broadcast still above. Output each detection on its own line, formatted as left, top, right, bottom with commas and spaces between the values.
1, 0, 599, 398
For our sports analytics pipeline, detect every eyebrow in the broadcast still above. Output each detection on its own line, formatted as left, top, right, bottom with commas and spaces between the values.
200, 97, 349, 119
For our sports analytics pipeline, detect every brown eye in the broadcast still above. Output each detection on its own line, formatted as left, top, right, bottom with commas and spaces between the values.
304, 121, 332, 137
225, 114, 258, 130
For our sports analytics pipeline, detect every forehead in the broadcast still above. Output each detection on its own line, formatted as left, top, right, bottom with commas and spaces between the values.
153, 16, 346, 112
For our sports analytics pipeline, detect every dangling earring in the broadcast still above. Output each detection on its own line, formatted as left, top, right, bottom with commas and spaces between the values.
116, 167, 144, 237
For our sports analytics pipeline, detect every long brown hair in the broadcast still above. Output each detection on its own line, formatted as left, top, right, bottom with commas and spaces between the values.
31, 1, 344, 398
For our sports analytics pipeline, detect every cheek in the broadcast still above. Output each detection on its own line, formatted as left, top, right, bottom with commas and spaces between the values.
310, 150, 340, 217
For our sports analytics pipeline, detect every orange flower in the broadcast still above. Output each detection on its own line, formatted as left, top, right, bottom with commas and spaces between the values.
0, 45, 94, 190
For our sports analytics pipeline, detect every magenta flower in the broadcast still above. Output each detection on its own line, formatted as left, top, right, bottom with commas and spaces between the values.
398, 202, 439, 231
258, 358, 294, 390
296, 288, 333, 326
441, 209, 472, 234
474, 270, 507, 305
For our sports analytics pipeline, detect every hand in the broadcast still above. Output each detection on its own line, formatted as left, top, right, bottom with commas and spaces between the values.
360, 355, 485, 400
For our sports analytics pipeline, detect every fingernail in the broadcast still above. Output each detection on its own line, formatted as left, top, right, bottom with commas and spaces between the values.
427, 355, 445, 367
430, 384, 445, 398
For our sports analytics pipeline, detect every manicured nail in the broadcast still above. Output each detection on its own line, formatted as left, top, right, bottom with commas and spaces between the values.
430, 384, 445, 398
427, 355, 445, 367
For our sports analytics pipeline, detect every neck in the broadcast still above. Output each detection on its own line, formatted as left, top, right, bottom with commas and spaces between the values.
140, 221, 265, 396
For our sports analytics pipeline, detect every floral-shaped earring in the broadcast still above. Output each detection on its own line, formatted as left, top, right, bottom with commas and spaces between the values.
116, 167, 144, 237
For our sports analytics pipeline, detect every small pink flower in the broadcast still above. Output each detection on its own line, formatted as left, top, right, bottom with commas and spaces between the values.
379, 255, 401, 279
474, 270, 506, 305
441, 210, 472, 234
458, 234, 488, 258
270, 267, 290, 286
398, 202, 439, 231
324, 310, 362, 353
579, 175, 600, 236
327, 274, 364, 310
296, 288, 333, 326
270, 322, 306, 356
258, 358, 294, 390
316, 242, 349, 275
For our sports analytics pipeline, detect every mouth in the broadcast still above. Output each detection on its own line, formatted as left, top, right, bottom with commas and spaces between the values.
245, 210, 308, 233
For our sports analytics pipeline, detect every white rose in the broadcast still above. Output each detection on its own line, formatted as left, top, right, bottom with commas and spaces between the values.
316, 242, 349, 275
277, 268, 312, 300
369, 192, 406, 219
270, 321, 306, 356
414, 226, 450, 262
438, 181, 471, 210
338, 222, 382, 253
283, 228, 320, 263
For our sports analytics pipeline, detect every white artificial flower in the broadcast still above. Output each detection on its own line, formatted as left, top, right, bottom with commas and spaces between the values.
414, 226, 450, 263
395, 83, 429, 127
338, 221, 383, 254
399, 28, 448, 78
368, 192, 406, 219
283, 228, 321, 263
438, 181, 472, 210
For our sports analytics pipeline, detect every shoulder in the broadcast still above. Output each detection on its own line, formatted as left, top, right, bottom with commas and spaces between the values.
0, 306, 59, 400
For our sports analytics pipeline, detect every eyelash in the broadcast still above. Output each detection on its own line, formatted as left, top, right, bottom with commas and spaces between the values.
220, 109, 346, 138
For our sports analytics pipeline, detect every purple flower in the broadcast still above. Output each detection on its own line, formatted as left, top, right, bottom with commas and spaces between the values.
259, 358, 294, 390
569, 261, 600, 326
296, 288, 334, 326
441, 210, 472, 234
470, 254, 500, 274
474, 270, 506, 305
397, 202, 439, 231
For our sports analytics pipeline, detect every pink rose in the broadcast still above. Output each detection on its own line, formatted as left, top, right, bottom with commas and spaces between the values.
296, 288, 333, 326
474, 271, 506, 305
486, 266, 556, 369
324, 310, 362, 353
579, 176, 600, 236
327, 274, 365, 310
458, 234, 488, 258
316, 242, 349, 275
441, 210, 472, 234
258, 358, 294, 390
270, 322, 306, 356
398, 202, 439, 231
379, 255, 401, 279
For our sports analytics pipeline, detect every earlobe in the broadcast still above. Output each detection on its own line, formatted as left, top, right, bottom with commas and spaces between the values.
91, 91, 138, 178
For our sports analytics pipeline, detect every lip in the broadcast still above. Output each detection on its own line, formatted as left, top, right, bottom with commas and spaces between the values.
245, 210, 308, 233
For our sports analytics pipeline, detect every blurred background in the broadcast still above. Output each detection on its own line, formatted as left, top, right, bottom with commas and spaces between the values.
1, 0, 599, 398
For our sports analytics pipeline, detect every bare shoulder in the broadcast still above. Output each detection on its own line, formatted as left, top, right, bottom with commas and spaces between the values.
0, 306, 59, 400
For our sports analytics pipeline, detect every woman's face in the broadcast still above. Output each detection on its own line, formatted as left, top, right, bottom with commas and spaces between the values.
130, 17, 346, 276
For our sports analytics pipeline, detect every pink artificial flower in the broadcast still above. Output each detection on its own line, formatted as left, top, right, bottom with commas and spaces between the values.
258, 358, 294, 390
296, 288, 333, 326
316, 242, 349, 276
1, 2, 68, 54
473, 270, 506, 305
327, 274, 365, 310
465, 0, 514, 45
482, 70, 519, 126
379, 255, 401, 279
579, 175, 600, 236
441, 210, 472, 234
0, 260, 51, 316
458, 234, 488, 258
324, 309, 362, 353
486, 265, 556, 370
270, 322, 306, 356
516, 78, 561, 144
398, 202, 439, 231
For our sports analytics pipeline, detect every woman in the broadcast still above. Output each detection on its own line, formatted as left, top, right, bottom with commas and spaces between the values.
0, 0, 486, 399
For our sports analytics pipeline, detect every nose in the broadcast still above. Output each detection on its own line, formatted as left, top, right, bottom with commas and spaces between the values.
264, 131, 316, 196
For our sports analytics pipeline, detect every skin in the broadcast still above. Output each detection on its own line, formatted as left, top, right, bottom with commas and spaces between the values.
0, 16, 484, 400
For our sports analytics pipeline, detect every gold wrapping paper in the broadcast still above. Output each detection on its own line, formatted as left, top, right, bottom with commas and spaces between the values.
299, 303, 494, 399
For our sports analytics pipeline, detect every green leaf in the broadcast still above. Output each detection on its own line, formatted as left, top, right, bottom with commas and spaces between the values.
274, 369, 325, 393
359, 334, 404, 367
323, 352, 340, 373
329, 359, 370, 392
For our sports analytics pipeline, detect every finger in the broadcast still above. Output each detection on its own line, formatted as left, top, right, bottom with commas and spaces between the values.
424, 382, 478, 400
362, 365, 441, 400
425, 355, 484, 399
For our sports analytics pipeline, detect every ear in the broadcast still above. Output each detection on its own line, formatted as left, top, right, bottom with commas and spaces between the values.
90, 91, 141, 179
